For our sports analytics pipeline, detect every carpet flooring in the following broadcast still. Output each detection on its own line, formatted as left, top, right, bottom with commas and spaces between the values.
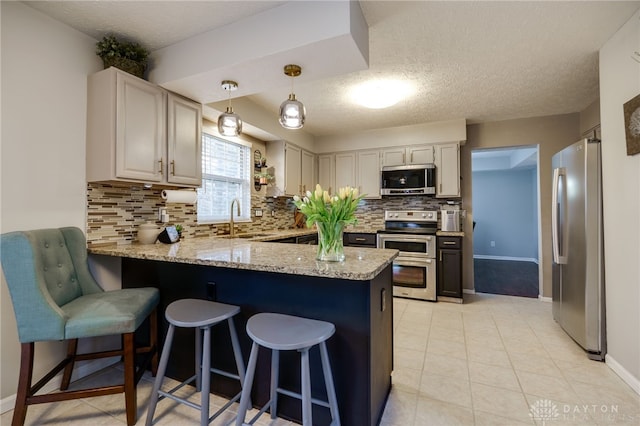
473, 258, 539, 298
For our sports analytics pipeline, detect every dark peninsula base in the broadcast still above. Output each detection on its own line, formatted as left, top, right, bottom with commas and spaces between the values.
122, 258, 393, 426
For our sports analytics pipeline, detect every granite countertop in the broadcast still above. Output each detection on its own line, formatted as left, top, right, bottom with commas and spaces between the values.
343, 225, 383, 234
436, 231, 465, 237
89, 235, 398, 281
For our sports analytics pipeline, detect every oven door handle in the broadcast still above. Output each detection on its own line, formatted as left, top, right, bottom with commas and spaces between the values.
394, 259, 432, 267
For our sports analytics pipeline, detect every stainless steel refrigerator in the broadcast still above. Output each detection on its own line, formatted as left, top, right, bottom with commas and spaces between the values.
552, 138, 606, 361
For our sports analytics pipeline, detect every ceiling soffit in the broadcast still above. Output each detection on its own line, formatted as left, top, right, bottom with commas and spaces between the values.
149, 0, 369, 105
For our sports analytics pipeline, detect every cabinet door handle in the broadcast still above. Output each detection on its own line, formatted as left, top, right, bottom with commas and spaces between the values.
170, 160, 175, 176
158, 159, 163, 176
443, 241, 456, 245
355, 237, 366, 241
410, 152, 414, 163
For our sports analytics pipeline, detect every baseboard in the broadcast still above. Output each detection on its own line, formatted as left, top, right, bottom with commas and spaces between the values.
605, 353, 640, 396
463, 288, 476, 294
0, 357, 119, 414
474, 255, 539, 264
538, 296, 552, 303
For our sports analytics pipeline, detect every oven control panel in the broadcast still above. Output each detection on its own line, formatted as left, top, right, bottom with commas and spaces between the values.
384, 210, 438, 222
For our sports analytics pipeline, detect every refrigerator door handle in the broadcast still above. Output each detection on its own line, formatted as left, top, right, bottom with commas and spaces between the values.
552, 167, 568, 264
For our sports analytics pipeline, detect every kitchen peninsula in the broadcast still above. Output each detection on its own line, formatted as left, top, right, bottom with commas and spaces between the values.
89, 237, 397, 425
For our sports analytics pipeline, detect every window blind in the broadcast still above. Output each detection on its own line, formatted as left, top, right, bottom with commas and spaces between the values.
197, 133, 251, 222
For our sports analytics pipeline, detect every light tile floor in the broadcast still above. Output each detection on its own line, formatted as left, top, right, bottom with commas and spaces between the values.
2, 293, 639, 425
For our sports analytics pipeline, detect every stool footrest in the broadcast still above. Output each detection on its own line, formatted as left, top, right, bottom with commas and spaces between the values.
209, 367, 241, 382
247, 388, 331, 425
209, 391, 242, 424
276, 387, 331, 409
158, 390, 201, 411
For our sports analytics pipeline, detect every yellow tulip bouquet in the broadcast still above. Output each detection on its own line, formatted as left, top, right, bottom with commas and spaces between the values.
293, 184, 365, 261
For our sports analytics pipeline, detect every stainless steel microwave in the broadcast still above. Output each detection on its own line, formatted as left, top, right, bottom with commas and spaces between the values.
381, 164, 436, 195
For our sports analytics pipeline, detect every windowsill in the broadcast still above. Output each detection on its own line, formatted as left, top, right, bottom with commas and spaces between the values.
197, 218, 253, 225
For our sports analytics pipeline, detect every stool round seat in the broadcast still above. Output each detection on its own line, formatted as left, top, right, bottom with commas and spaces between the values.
246, 313, 335, 350
166, 298, 240, 328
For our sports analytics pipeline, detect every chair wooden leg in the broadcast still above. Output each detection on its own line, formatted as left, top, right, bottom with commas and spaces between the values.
149, 308, 158, 377
12, 343, 34, 426
123, 333, 136, 426
60, 339, 78, 390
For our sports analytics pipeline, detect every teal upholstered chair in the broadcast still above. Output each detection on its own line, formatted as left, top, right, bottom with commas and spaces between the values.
0, 227, 159, 426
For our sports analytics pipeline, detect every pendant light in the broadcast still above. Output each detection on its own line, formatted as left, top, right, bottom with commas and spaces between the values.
218, 80, 242, 136
279, 64, 306, 129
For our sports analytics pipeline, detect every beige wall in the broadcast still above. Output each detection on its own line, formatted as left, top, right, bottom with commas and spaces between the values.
599, 8, 640, 389
579, 98, 601, 136
0, 2, 102, 401
314, 118, 466, 153
462, 114, 581, 297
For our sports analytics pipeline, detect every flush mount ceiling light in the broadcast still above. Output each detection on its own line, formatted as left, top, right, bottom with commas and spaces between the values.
279, 64, 306, 129
217, 80, 242, 136
351, 79, 413, 109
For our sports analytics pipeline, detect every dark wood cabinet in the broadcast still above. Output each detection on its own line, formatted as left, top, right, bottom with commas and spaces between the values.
437, 236, 462, 299
343, 232, 377, 248
122, 258, 393, 426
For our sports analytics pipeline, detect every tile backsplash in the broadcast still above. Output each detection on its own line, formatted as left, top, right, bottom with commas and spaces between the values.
87, 182, 454, 246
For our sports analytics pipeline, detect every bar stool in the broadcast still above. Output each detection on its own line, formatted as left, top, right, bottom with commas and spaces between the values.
146, 299, 247, 426
235, 313, 340, 426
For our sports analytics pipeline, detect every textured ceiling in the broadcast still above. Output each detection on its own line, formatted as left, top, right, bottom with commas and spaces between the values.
25, 1, 640, 138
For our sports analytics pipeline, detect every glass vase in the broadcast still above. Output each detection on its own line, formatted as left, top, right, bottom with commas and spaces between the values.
315, 221, 345, 262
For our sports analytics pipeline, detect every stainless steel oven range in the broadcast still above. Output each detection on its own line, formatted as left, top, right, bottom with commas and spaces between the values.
377, 210, 437, 301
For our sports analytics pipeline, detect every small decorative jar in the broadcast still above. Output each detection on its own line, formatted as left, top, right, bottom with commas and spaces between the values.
137, 222, 160, 244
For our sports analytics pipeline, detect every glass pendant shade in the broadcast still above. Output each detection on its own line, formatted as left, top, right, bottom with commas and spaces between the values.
279, 94, 306, 129
218, 106, 242, 136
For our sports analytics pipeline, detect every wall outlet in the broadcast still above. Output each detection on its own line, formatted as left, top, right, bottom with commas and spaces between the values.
490, 240, 495, 247
255, 209, 263, 217
159, 208, 169, 223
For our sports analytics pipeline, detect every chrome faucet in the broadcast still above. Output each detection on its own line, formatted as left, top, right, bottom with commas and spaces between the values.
230, 198, 241, 237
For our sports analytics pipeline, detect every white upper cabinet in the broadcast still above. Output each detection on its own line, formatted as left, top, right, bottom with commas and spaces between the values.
266, 141, 316, 196
300, 149, 316, 194
407, 145, 435, 164
357, 150, 381, 199
284, 143, 302, 195
434, 142, 460, 198
87, 67, 202, 187
318, 154, 335, 194
167, 94, 202, 186
335, 152, 357, 190
381, 145, 435, 167
381, 148, 406, 167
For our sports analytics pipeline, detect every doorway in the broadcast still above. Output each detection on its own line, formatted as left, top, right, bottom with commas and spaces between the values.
471, 146, 540, 298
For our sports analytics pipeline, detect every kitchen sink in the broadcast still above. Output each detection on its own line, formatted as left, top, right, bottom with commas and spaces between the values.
236, 233, 273, 239
218, 233, 274, 239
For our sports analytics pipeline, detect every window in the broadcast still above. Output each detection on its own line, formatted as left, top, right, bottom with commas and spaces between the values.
197, 133, 251, 223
